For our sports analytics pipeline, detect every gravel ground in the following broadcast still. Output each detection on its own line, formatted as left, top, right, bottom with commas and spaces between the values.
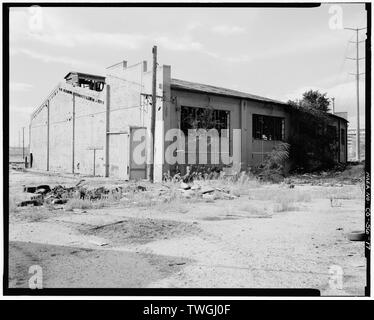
7, 168, 366, 295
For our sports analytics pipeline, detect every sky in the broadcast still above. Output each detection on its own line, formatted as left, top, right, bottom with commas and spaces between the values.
8, 4, 367, 147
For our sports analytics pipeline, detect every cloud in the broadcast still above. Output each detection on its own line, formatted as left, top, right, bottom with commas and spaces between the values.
10, 48, 104, 73
10, 8, 251, 65
10, 82, 33, 92
10, 8, 146, 50
30, 31, 147, 49
155, 36, 203, 51
186, 22, 203, 32
211, 25, 246, 36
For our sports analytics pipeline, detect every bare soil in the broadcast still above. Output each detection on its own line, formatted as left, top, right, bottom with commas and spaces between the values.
7, 167, 366, 295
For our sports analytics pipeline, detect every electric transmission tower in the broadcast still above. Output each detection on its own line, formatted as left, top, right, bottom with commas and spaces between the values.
345, 27, 366, 161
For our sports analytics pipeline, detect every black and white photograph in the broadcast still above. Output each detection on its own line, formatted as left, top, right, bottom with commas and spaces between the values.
2, 1, 371, 299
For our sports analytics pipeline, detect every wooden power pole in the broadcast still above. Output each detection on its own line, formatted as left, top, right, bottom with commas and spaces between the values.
148, 45, 157, 182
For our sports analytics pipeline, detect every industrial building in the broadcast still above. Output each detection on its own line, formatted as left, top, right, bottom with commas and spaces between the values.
348, 128, 366, 161
29, 59, 348, 181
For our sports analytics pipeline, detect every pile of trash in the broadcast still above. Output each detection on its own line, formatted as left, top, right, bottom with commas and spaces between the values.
17, 179, 148, 207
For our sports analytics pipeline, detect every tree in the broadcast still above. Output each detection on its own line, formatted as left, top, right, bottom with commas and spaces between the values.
287, 90, 337, 172
299, 90, 331, 112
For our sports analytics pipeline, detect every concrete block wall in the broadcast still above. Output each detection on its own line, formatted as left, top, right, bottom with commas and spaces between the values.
168, 90, 292, 172
244, 100, 291, 168
30, 82, 106, 175
170, 89, 241, 173
48, 85, 74, 173
70, 84, 106, 176
30, 103, 49, 170
105, 61, 146, 179
105, 61, 171, 181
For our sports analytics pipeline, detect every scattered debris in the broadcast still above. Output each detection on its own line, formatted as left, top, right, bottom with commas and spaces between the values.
180, 182, 191, 190
181, 189, 195, 199
52, 199, 68, 205
200, 186, 215, 194
36, 185, 51, 194
73, 209, 88, 214
18, 199, 42, 207
202, 194, 215, 202
88, 240, 109, 247
23, 186, 37, 193
136, 185, 147, 192
168, 262, 186, 267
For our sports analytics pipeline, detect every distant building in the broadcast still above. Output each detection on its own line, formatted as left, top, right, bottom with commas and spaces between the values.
347, 128, 365, 161
9, 146, 29, 163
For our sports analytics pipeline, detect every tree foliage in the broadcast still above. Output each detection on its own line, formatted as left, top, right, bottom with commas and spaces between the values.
300, 90, 331, 112
287, 90, 338, 172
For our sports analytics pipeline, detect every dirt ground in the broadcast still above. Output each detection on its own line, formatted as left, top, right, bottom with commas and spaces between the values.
7, 166, 366, 295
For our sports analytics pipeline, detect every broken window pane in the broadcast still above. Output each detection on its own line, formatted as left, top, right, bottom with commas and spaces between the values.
180, 106, 230, 135
252, 114, 285, 141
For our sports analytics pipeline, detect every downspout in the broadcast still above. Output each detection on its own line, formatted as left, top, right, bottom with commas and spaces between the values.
105, 84, 110, 177
345, 122, 348, 163
338, 120, 341, 163
72, 92, 75, 174
28, 123, 31, 158
47, 100, 50, 171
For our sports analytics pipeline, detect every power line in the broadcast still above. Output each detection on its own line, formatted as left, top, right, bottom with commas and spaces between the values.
344, 26, 366, 161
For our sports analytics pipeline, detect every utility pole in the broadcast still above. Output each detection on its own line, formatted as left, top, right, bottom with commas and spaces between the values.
22, 127, 25, 159
345, 27, 366, 161
331, 97, 335, 114
147, 45, 157, 182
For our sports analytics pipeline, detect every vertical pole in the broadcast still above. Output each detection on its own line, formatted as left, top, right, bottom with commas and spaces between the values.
22, 127, 25, 159
105, 84, 110, 177
72, 93, 75, 173
331, 97, 335, 114
29, 123, 31, 157
148, 45, 157, 182
356, 29, 360, 161
93, 149, 96, 176
46, 101, 50, 171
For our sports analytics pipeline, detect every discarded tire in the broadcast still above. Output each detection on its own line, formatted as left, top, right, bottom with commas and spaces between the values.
347, 231, 366, 241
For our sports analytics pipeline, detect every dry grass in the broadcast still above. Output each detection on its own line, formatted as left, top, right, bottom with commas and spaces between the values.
249, 188, 312, 203
65, 199, 93, 210
9, 197, 19, 213
273, 199, 300, 212
318, 185, 362, 200
238, 204, 268, 216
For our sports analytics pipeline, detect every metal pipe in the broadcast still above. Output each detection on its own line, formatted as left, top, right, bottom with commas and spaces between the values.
72, 93, 75, 173
105, 84, 110, 177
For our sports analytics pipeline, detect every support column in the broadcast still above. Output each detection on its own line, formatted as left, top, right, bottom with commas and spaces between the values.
240, 99, 248, 171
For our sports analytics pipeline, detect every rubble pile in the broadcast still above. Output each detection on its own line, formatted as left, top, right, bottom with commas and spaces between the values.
16, 179, 238, 209
17, 181, 147, 208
